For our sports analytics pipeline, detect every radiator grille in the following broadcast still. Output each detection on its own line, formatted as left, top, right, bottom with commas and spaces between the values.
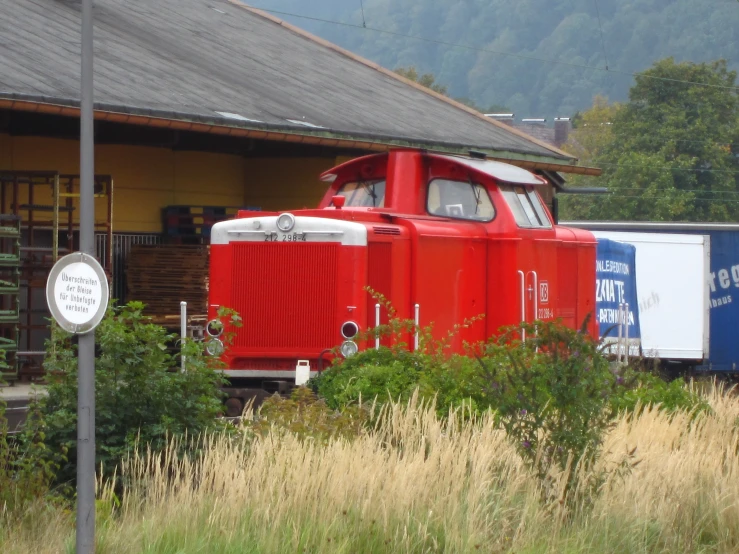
231, 242, 338, 350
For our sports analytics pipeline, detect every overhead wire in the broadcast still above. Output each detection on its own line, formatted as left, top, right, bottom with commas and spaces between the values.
247, 5, 739, 93
591, 161, 739, 174
593, 0, 609, 70
358, 0, 366, 28
560, 184, 739, 200
573, 131, 738, 148
599, 186, 739, 194
561, 192, 739, 204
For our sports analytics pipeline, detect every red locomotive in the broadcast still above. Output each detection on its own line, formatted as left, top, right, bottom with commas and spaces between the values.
208, 149, 597, 411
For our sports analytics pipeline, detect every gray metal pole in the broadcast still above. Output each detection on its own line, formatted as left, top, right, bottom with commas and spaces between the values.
77, 0, 96, 551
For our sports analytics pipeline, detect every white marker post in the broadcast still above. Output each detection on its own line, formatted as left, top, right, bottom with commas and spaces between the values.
180, 301, 187, 372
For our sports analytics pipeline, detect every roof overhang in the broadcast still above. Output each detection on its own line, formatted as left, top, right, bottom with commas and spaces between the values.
0, 94, 602, 176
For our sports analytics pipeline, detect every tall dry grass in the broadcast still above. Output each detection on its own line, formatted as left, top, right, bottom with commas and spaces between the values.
2, 384, 739, 553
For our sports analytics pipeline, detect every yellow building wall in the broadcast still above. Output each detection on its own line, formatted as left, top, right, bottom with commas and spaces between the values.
243, 157, 339, 211
0, 134, 349, 232
0, 135, 247, 232
96, 144, 178, 232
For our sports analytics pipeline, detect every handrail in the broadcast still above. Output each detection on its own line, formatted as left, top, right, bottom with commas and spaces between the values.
528, 270, 539, 321
375, 303, 381, 350
527, 270, 539, 349
624, 302, 630, 364
517, 270, 526, 342
414, 303, 420, 351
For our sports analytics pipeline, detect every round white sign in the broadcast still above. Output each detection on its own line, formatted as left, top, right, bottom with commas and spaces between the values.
46, 252, 109, 334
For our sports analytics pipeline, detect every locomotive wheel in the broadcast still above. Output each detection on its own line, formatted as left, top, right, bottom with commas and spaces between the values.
224, 397, 245, 418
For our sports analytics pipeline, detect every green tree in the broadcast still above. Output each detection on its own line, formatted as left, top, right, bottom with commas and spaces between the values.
558, 95, 620, 220
561, 59, 739, 221
566, 95, 621, 160
455, 97, 512, 114
394, 66, 448, 95
394, 66, 511, 115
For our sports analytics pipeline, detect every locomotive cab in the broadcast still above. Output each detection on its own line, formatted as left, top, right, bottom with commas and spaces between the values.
208, 149, 596, 396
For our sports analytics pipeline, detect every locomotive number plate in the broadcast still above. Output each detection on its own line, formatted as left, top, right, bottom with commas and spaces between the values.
265, 232, 306, 242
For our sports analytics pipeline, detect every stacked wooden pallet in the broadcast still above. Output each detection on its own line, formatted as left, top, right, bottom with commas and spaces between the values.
126, 244, 209, 317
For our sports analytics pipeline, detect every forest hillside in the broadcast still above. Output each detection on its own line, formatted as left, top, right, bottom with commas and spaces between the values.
251, 0, 739, 117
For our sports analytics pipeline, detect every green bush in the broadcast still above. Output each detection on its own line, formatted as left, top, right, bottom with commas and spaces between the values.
610, 367, 710, 415
311, 347, 424, 409
39, 301, 234, 487
248, 387, 369, 444
313, 296, 711, 506
477, 320, 618, 484
316, 310, 628, 504
1, 351, 62, 518
312, 289, 486, 414
313, 348, 489, 417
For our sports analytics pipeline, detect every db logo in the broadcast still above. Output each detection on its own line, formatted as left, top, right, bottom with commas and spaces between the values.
539, 281, 550, 303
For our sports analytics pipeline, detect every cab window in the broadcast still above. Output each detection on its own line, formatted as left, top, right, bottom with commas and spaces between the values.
499, 185, 552, 228
427, 179, 495, 221
336, 180, 386, 207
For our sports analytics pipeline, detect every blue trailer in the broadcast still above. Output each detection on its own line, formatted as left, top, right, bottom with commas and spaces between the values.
568, 222, 739, 372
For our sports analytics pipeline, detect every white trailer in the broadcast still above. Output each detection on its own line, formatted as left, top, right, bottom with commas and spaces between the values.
589, 231, 710, 363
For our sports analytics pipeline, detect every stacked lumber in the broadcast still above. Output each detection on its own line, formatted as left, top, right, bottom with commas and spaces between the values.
126, 244, 209, 316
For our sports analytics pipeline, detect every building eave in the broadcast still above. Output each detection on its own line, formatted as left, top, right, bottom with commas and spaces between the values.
0, 94, 602, 176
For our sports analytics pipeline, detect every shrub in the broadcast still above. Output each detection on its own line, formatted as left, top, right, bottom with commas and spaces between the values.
247, 387, 369, 444
314, 300, 704, 506
39, 301, 234, 487
610, 367, 710, 415
311, 347, 425, 410
1, 352, 62, 518
477, 320, 619, 487
312, 289, 485, 413
416, 353, 490, 414
313, 348, 491, 418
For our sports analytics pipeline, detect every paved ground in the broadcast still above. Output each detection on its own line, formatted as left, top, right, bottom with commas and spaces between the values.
1, 383, 47, 433
1, 382, 46, 401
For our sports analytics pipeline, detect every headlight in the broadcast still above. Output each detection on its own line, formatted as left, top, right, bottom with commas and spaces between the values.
341, 321, 359, 339
340, 340, 358, 358
206, 338, 224, 356
276, 213, 295, 232
206, 319, 223, 337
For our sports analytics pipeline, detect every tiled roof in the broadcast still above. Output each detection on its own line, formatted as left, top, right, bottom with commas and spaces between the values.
0, 0, 574, 162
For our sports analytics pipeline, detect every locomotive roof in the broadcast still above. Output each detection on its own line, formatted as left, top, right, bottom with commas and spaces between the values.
435, 155, 548, 186
321, 151, 549, 186
0, 0, 597, 173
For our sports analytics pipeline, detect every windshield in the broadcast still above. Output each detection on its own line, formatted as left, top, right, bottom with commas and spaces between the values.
336, 180, 386, 207
499, 185, 552, 228
427, 178, 495, 221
